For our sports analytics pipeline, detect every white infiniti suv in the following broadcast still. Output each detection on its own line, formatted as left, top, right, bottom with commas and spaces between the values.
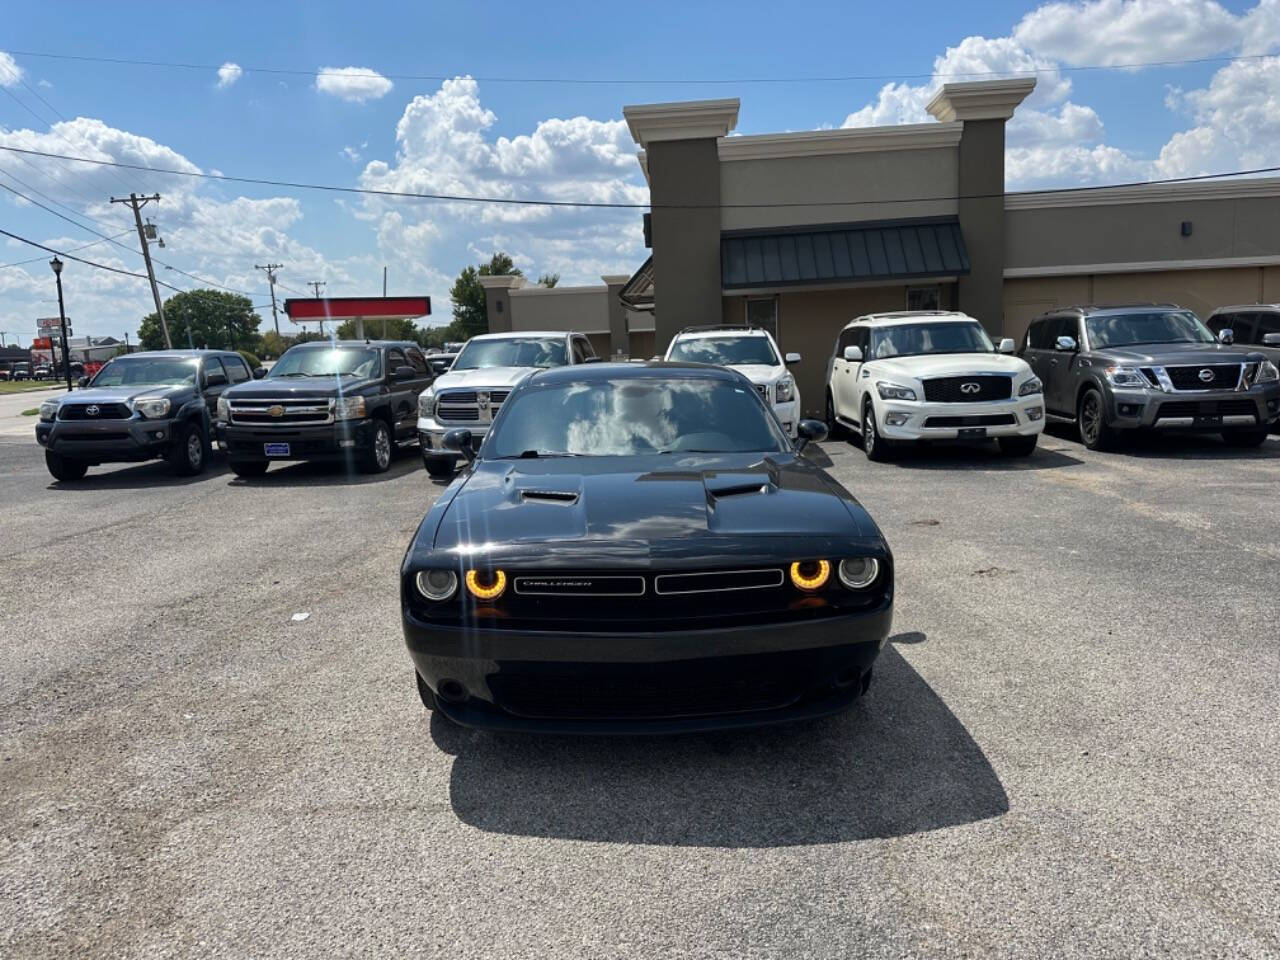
664, 325, 802, 436
825, 311, 1044, 461
418, 330, 597, 477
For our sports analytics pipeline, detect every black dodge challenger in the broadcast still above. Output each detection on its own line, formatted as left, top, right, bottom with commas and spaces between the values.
400, 362, 894, 733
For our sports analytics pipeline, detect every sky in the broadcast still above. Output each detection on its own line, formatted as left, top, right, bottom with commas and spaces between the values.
0, 0, 1277, 345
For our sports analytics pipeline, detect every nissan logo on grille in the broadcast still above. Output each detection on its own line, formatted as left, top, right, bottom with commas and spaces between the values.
1198, 368, 1215, 383
85, 404, 100, 416
960, 382, 981, 394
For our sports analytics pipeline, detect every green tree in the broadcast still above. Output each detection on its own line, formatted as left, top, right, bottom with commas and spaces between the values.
259, 330, 291, 359
449, 252, 522, 339
537, 272, 560, 288
138, 290, 262, 351
335, 316, 421, 341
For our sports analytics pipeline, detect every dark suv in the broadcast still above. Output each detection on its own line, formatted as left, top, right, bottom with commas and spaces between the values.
1020, 304, 1280, 449
216, 339, 432, 477
35, 350, 259, 481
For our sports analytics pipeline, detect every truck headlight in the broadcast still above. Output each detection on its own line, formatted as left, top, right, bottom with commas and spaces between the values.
39, 400, 59, 422
333, 395, 366, 421
133, 397, 171, 419
774, 376, 795, 403
876, 381, 917, 401
216, 395, 230, 422
1018, 376, 1043, 396
1104, 365, 1148, 388
419, 389, 436, 418
1256, 359, 1279, 384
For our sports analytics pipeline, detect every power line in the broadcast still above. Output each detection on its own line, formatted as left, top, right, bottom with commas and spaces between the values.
0, 230, 132, 269
2, 141, 1279, 209
4, 47, 1275, 85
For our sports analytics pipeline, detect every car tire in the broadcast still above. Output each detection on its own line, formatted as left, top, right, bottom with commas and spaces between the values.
361, 418, 393, 474
1221, 428, 1268, 448
825, 391, 844, 439
167, 422, 208, 476
228, 460, 269, 478
45, 451, 88, 481
998, 435, 1038, 457
415, 672, 438, 711
1076, 387, 1118, 451
862, 397, 893, 462
422, 454, 456, 479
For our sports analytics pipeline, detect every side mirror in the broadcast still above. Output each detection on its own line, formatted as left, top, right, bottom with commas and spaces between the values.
1055, 336, 1078, 352
205, 372, 227, 388
77, 376, 89, 388
394, 364, 416, 381
1217, 328, 1234, 345
785, 352, 801, 365
843, 345, 863, 362
582, 356, 602, 363
252, 366, 267, 380
1262, 333, 1280, 346
794, 418, 829, 450
997, 338, 1016, 354
443, 428, 476, 462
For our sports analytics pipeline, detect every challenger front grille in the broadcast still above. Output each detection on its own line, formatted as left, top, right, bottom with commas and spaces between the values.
228, 399, 333, 427
922, 375, 1012, 403
654, 568, 785, 595
1164, 364, 1242, 391
490, 672, 804, 720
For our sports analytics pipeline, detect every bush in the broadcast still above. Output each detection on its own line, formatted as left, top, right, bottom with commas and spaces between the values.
237, 350, 261, 370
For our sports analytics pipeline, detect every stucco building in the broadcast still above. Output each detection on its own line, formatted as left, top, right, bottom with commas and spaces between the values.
482, 77, 1280, 417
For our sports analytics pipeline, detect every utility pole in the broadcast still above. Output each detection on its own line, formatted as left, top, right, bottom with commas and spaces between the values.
255, 262, 284, 336
382, 266, 388, 338
308, 281, 327, 335
0, 330, 9, 347
124, 331, 131, 354
111, 193, 170, 348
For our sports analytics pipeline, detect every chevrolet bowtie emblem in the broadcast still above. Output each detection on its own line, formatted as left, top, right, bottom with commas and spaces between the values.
268, 404, 285, 418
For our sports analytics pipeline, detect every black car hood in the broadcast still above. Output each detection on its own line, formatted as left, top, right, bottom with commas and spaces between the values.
222, 376, 377, 400
1097, 342, 1264, 364
65, 383, 192, 405
433, 453, 878, 554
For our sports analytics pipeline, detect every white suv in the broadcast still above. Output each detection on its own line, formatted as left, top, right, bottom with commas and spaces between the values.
418, 330, 596, 477
664, 325, 801, 436
825, 311, 1044, 460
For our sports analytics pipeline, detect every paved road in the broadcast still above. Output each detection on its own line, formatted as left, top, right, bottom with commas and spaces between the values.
1, 430, 1278, 958
0, 386, 66, 439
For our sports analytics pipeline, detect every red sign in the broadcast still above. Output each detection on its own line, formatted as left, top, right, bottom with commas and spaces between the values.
284, 296, 431, 321
33, 337, 52, 349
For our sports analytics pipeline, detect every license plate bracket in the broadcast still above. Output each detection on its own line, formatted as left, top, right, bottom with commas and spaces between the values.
264, 442, 291, 457
957, 427, 988, 439
1192, 415, 1222, 427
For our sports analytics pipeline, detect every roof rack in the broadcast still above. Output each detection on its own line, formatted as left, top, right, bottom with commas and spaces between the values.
674, 323, 766, 336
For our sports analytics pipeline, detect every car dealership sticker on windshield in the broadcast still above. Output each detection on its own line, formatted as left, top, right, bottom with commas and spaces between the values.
290, 611, 310, 622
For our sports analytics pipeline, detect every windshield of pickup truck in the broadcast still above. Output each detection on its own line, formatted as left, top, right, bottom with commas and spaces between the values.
452, 337, 567, 370
269, 346, 381, 379
668, 335, 779, 366
1085, 311, 1215, 349
90, 356, 197, 388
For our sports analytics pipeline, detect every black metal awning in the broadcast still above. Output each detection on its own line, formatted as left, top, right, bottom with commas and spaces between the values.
721, 217, 969, 290
619, 255, 655, 310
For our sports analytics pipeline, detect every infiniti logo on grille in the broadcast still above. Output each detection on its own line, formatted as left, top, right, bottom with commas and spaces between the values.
85, 404, 100, 416
1198, 368, 1214, 383
960, 382, 981, 394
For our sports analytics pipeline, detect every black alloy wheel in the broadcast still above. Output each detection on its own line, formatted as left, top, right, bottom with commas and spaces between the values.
1077, 388, 1117, 451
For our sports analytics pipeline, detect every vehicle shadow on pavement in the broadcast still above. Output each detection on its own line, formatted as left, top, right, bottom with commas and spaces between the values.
44, 458, 232, 490
825, 439, 1083, 472
225, 453, 423, 486
1043, 424, 1280, 460
435, 644, 1008, 847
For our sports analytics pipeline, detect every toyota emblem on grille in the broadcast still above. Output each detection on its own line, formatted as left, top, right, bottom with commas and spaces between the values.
268, 404, 285, 418
960, 382, 981, 394
477, 392, 491, 410
1198, 368, 1214, 383
85, 404, 100, 416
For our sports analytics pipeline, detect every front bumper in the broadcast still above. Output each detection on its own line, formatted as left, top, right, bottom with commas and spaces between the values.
417, 416, 489, 458
218, 419, 376, 461
402, 600, 892, 733
1104, 384, 1280, 430
771, 398, 799, 437
875, 395, 1045, 441
36, 417, 175, 462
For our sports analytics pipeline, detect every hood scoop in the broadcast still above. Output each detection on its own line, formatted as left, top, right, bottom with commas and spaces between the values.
704, 465, 779, 503
519, 489, 580, 505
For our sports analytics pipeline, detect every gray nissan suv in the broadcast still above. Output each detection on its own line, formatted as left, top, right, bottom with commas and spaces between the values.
1020, 304, 1280, 450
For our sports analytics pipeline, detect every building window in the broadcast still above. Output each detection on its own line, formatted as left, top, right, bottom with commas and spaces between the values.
745, 297, 778, 341
496, 300, 504, 313
907, 286, 941, 311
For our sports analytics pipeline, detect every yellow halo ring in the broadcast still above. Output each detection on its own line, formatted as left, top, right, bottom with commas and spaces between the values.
465, 569, 507, 600
789, 560, 831, 591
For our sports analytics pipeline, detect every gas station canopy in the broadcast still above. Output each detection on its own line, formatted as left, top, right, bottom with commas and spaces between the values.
283, 296, 431, 338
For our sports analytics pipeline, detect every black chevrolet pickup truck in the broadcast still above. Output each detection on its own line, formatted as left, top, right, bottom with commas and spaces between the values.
216, 340, 433, 476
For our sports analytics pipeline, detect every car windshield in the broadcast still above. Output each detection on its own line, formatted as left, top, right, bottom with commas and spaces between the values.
869, 322, 994, 359
269, 347, 381, 379
667, 335, 779, 366
1085, 311, 1215, 349
452, 338, 567, 370
90, 356, 197, 387
487, 377, 789, 457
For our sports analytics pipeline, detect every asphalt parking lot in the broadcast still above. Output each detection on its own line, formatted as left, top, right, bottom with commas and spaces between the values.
2, 427, 1278, 958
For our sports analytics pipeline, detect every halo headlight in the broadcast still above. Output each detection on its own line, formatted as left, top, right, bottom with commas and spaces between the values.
465, 569, 507, 600
789, 560, 831, 592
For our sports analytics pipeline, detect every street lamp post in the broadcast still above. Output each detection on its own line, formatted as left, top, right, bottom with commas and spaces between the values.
49, 257, 72, 392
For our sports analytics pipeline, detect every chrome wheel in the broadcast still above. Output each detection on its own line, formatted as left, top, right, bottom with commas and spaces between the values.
863, 403, 876, 455
186, 432, 204, 469
374, 425, 392, 469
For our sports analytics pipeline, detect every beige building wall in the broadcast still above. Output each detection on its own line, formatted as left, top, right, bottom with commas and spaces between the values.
508, 287, 611, 335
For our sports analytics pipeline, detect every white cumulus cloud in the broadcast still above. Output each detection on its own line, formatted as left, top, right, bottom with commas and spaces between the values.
216, 62, 243, 89
0, 51, 23, 87
316, 66, 393, 103
1157, 56, 1280, 176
